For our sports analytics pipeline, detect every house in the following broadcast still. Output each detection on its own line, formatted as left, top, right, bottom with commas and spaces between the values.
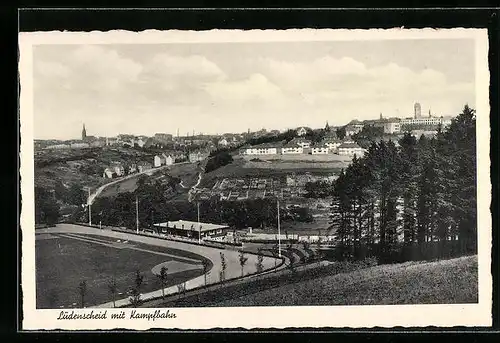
161, 153, 174, 166
281, 140, 304, 154
321, 136, 343, 152
338, 141, 366, 157
296, 127, 308, 136
155, 133, 173, 141
112, 164, 125, 176
136, 138, 146, 147
90, 140, 105, 148
103, 167, 114, 179
295, 138, 311, 148
153, 220, 230, 240
218, 138, 229, 147
311, 143, 329, 154
154, 155, 166, 168
189, 152, 209, 163
165, 155, 174, 166
128, 164, 137, 174
368, 118, 402, 134
105, 137, 119, 146
243, 142, 282, 155
137, 161, 153, 173
344, 119, 364, 136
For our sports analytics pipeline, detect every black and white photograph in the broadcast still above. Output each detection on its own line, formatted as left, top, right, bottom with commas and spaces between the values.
19, 28, 492, 330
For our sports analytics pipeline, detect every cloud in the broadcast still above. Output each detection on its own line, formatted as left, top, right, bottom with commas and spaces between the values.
71, 45, 143, 78
145, 53, 226, 87
32, 45, 475, 139
203, 73, 284, 104
246, 56, 473, 117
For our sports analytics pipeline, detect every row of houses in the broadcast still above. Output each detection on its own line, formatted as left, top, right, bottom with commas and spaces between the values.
102, 161, 154, 179
240, 136, 366, 157
153, 153, 175, 168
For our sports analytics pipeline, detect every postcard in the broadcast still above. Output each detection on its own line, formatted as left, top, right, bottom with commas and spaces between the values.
19, 28, 492, 330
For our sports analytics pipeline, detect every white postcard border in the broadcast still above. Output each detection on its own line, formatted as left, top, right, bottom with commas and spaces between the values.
19, 28, 492, 330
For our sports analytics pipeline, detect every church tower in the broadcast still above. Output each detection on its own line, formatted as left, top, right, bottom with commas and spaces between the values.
82, 123, 87, 141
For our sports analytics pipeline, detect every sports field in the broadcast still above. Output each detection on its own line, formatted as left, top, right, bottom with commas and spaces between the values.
35, 232, 210, 309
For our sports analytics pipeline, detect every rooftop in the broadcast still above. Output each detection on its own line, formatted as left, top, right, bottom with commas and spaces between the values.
154, 220, 229, 232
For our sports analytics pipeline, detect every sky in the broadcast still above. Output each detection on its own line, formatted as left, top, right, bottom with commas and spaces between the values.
32, 39, 475, 140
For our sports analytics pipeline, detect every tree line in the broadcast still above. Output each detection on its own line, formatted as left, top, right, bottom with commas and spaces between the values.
330, 105, 477, 263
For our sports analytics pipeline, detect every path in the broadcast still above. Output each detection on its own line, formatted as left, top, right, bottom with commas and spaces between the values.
88, 165, 170, 205
36, 224, 280, 308
187, 172, 203, 202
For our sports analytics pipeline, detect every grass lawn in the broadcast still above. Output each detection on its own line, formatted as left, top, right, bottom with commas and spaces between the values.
212, 255, 478, 306
35, 233, 209, 309
199, 157, 342, 189
98, 176, 140, 198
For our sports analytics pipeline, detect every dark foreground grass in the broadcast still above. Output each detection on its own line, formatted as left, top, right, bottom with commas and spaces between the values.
214, 255, 477, 306
35, 235, 206, 309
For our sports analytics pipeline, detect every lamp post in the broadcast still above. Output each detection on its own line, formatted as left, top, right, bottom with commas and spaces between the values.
135, 196, 139, 234
84, 187, 92, 226
197, 201, 201, 244
277, 198, 281, 258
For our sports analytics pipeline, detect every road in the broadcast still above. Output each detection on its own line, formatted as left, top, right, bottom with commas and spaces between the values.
36, 224, 281, 308
87, 163, 188, 205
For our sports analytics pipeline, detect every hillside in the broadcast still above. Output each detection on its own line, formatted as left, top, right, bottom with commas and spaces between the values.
34, 147, 158, 191
213, 255, 478, 306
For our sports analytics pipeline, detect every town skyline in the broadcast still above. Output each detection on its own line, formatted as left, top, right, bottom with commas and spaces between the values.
35, 100, 464, 142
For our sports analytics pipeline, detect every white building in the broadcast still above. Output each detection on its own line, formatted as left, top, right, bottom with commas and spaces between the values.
311, 144, 329, 154
138, 161, 153, 173
136, 138, 146, 147
218, 138, 229, 147
281, 145, 303, 154
112, 164, 125, 176
189, 152, 208, 163
154, 155, 166, 168
400, 116, 453, 128
323, 139, 342, 152
162, 153, 174, 166
281, 139, 304, 154
338, 142, 366, 157
243, 142, 282, 155
345, 120, 364, 136
382, 120, 401, 134
296, 127, 308, 136
244, 146, 279, 155
103, 168, 114, 178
